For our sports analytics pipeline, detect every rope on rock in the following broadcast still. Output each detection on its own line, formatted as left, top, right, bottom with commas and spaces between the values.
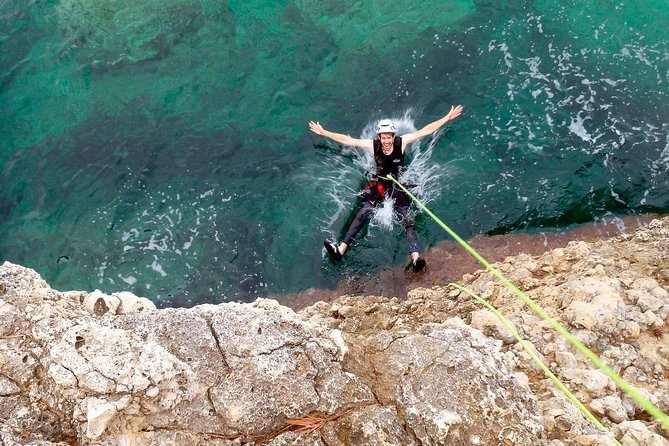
381, 174, 669, 430
449, 283, 621, 444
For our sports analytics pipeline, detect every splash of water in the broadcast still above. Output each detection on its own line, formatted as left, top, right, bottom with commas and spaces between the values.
318, 110, 448, 238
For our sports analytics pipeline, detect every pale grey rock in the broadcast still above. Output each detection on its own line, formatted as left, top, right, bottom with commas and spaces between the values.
659, 304, 669, 321
512, 339, 550, 374
0, 424, 70, 446
642, 309, 664, 328
572, 434, 618, 446
470, 308, 516, 344
589, 395, 628, 423
321, 405, 417, 446
114, 290, 156, 314
633, 290, 664, 314
538, 393, 597, 438
81, 289, 156, 316
562, 369, 615, 399
554, 350, 577, 369
112, 307, 222, 389
601, 344, 638, 374
0, 375, 20, 396
620, 387, 658, 418
561, 277, 625, 334
0, 263, 373, 445
616, 420, 669, 446
266, 431, 325, 446
622, 320, 641, 339
207, 299, 374, 435
564, 241, 591, 260
0, 298, 23, 337
515, 371, 531, 391
85, 396, 125, 439
4, 217, 669, 446
102, 293, 121, 315
344, 324, 543, 445
83, 290, 111, 316
94, 430, 240, 446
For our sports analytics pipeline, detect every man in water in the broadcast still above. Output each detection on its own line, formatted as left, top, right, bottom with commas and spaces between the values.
309, 105, 463, 271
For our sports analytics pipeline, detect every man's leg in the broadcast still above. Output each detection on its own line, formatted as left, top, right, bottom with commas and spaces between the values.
396, 205, 420, 258
325, 201, 374, 260
339, 201, 375, 253
395, 197, 426, 272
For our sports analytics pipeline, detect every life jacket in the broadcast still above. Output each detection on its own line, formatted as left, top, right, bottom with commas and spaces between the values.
373, 136, 404, 179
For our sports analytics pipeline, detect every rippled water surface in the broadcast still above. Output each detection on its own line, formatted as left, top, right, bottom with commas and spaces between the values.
1, 1, 668, 306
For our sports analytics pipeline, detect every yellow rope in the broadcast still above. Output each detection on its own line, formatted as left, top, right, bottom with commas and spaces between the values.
449, 283, 621, 444
382, 174, 669, 430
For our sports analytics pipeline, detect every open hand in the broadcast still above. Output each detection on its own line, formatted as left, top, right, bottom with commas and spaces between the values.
447, 105, 464, 121
309, 121, 325, 135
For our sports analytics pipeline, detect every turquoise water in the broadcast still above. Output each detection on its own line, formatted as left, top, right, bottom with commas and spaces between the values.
1, 1, 668, 307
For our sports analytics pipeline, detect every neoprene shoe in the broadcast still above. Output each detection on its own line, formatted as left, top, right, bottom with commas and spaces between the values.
406, 257, 426, 272
324, 241, 343, 261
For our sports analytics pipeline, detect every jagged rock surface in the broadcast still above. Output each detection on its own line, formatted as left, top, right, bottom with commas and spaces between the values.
2, 217, 669, 445
0, 264, 540, 446
301, 217, 669, 445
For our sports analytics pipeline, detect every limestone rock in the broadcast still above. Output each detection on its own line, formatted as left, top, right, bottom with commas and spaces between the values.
3, 217, 669, 446
83, 290, 112, 316
561, 369, 615, 399
589, 395, 628, 423
470, 308, 517, 344
344, 323, 543, 445
266, 431, 325, 446
114, 290, 157, 314
615, 420, 669, 446
0, 263, 372, 445
321, 405, 417, 446
562, 277, 625, 334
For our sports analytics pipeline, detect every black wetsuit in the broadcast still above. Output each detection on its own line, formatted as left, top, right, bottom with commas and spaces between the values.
341, 136, 419, 253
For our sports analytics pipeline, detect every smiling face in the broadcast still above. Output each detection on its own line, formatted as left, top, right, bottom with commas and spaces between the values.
379, 132, 395, 153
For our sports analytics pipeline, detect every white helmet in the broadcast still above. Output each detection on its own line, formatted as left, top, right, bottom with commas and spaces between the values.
376, 119, 397, 135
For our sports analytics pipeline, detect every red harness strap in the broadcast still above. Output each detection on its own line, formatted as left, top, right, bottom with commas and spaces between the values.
364, 181, 386, 198
376, 182, 385, 197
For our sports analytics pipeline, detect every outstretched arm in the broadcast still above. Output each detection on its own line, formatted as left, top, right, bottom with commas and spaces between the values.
309, 121, 373, 154
401, 105, 464, 149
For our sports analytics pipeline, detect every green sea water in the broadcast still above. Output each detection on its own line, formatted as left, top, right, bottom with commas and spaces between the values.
1, 0, 668, 306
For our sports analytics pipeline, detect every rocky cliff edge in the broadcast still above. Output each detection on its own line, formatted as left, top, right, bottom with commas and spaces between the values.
2, 218, 669, 446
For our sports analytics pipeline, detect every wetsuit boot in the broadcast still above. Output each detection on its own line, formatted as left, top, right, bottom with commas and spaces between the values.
324, 241, 343, 261
406, 257, 426, 272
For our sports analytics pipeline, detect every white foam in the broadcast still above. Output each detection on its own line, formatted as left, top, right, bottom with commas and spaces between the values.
150, 257, 167, 277
119, 275, 137, 285
121, 228, 139, 242
568, 113, 593, 142
320, 111, 446, 235
500, 42, 513, 68
183, 233, 196, 250
145, 234, 168, 252
97, 261, 108, 284
372, 199, 395, 230
524, 56, 550, 83
610, 188, 626, 205
640, 190, 649, 205
199, 189, 214, 199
